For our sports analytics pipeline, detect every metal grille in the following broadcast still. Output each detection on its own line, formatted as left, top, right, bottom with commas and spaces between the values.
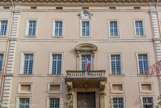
19, 98, 30, 108
135, 21, 144, 36
28, 21, 36, 36
111, 55, 121, 74
50, 98, 60, 108
0, 21, 8, 36
81, 55, 91, 71
113, 98, 124, 108
0, 54, 3, 74
82, 21, 90, 36
55, 21, 62, 36
110, 21, 118, 36
52, 54, 62, 74
143, 97, 153, 108
138, 54, 148, 74
23, 54, 34, 74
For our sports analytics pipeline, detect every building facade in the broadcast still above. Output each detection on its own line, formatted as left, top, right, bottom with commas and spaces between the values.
0, 0, 161, 108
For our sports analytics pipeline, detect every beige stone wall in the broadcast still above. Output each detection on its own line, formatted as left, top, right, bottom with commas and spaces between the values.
0, 4, 160, 108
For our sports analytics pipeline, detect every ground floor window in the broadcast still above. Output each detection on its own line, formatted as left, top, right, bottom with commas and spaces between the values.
19, 98, 30, 108
143, 97, 153, 108
113, 97, 124, 108
50, 98, 60, 108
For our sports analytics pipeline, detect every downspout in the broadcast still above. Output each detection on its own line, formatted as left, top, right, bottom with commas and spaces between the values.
0, 0, 15, 102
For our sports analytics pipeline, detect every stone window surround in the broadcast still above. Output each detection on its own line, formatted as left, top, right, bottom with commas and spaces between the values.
48, 82, 62, 94
52, 19, 64, 37
0, 18, 10, 37
17, 82, 32, 94
46, 96, 63, 108
133, 19, 146, 37
108, 19, 120, 38
16, 96, 32, 108
139, 82, 154, 93
110, 82, 125, 94
110, 95, 126, 108
140, 96, 156, 108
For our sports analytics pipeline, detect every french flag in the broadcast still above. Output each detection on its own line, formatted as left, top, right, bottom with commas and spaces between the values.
86, 54, 90, 70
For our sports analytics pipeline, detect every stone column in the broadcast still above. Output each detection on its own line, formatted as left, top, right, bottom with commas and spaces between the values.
100, 92, 105, 108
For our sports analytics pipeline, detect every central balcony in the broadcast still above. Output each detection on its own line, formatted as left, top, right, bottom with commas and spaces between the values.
65, 70, 107, 89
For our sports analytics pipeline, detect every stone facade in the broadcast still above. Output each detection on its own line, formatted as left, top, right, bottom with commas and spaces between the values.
0, 0, 161, 108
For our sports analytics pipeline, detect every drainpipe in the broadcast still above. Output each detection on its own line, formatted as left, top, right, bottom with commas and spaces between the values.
0, 0, 15, 102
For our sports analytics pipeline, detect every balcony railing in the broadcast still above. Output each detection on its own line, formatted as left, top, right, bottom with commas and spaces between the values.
66, 70, 106, 80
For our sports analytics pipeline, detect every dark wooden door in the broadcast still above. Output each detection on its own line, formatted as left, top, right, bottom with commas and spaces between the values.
77, 92, 95, 108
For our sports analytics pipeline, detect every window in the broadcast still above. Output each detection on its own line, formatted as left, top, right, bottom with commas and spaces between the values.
52, 54, 62, 75
0, 54, 4, 74
50, 98, 60, 108
111, 55, 121, 75
55, 21, 63, 36
110, 21, 118, 36
23, 54, 34, 74
19, 98, 30, 108
82, 21, 90, 36
81, 55, 91, 71
135, 20, 144, 36
113, 98, 124, 108
0, 20, 8, 36
142, 97, 153, 108
138, 54, 148, 74
28, 20, 36, 36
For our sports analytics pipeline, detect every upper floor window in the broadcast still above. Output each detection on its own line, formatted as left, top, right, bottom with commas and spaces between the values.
49, 98, 60, 108
23, 54, 34, 74
142, 97, 153, 108
26, 19, 37, 37
19, 98, 30, 108
52, 54, 62, 75
81, 54, 91, 71
109, 21, 119, 37
54, 21, 63, 37
0, 20, 8, 36
113, 97, 124, 108
138, 54, 148, 74
81, 21, 90, 37
135, 20, 144, 36
111, 54, 121, 75
0, 54, 4, 74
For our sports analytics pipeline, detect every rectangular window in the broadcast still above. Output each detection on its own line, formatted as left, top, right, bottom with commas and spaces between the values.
0, 20, 8, 36
0, 54, 3, 74
82, 21, 90, 36
50, 98, 60, 108
135, 21, 144, 36
110, 21, 118, 36
113, 98, 124, 108
23, 54, 34, 74
55, 21, 63, 36
81, 55, 91, 71
28, 21, 36, 36
142, 97, 153, 108
19, 98, 30, 108
111, 55, 121, 75
138, 54, 148, 74
52, 54, 62, 75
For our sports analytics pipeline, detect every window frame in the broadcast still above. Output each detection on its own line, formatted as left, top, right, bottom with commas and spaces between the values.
140, 96, 155, 108
48, 82, 62, 94
139, 82, 154, 93
136, 52, 150, 75
110, 82, 125, 94
47, 97, 63, 108
49, 52, 64, 75
0, 18, 9, 37
20, 52, 36, 75
80, 20, 91, 37
134, 19, 146, 37
52, 19, 64, 37
16, 97, 31, 108
110, 96, 126, 108
18, 82, 32, 94
109, 53, 123, 75
25, 19, 38, 37
0, 52, 5, 75
108, 20, 120, 37
80, 53, 93, 71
